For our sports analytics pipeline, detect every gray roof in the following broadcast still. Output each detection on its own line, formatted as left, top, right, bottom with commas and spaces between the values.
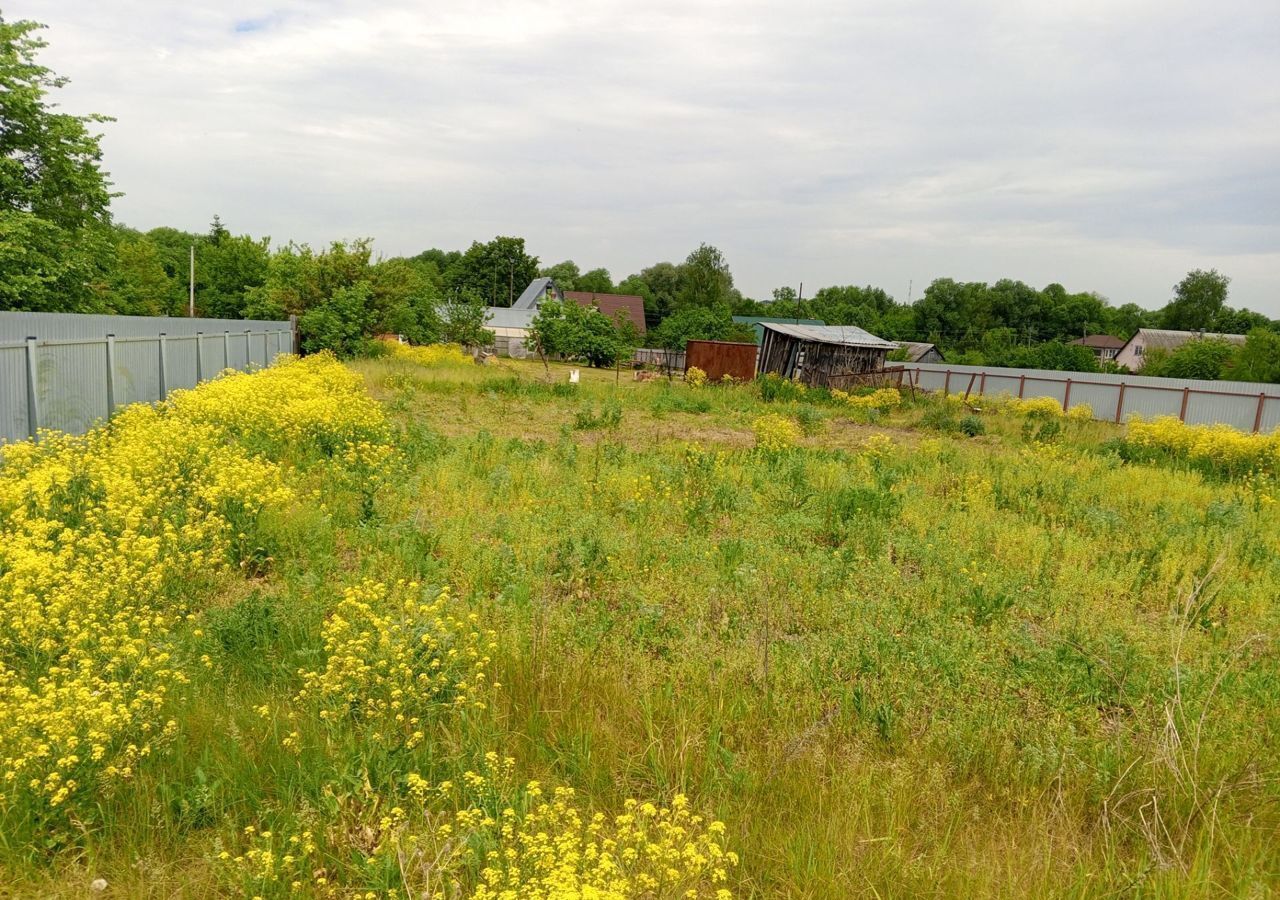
760, 322, 897, 349
484, 307, 537, 329
1130, 328, 1247, 351
512, 277, 555, 309
895, 341, 941, 361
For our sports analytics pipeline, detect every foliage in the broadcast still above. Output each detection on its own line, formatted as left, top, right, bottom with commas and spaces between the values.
1141, 338, 1237, 380
751, 413, 801, 452
1225, 328, 1280, 383
755, 373, 806, 403
529, 299, 627, 367
686, 366, 708, 387
438, 290, 495, 348
678, 244, 734, 310
1163, 269, 1229, 331
958, 414, 985, 436
831, 387, 903, 411
444, 236, 539, 308
390, 342, 475, 367
650, 306, 737, 351
0, 16, 115, 312
1125, 415, 1279, 477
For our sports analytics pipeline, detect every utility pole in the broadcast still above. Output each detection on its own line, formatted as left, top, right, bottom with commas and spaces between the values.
188, 245, 195, 317
796, 282, 803, 324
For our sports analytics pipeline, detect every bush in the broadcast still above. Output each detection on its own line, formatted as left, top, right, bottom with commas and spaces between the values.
757, 373, 806, 403
686, 366, 708, 387
959, 415, 985, 437
752, 413, 801, 452
1066, 403, 1095, 422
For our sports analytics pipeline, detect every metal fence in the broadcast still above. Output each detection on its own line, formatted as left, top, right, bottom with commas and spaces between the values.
1, 311, 297, 444
898, 361, 1280, 433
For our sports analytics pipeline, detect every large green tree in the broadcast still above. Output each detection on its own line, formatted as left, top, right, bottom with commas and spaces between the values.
1162, 269, 1229, 331
0, 16, 115, 311
677, 243, 733, 309
444, 236, 539, 307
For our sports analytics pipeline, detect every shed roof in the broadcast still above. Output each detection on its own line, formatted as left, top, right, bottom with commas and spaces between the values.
563, 291, 647, 332
760, 322, 897, 349
1125, 328, 1247, 353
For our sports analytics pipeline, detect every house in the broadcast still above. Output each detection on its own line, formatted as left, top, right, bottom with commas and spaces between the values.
756, 323, 898, 387
732, 315, 826, 343
561, 291, 647, 333
511, 277, 560, 309
1069, 334, 1125, 361
1114, 328, 1247, 371
484, 279, 647, 357
894, 341, 944, 364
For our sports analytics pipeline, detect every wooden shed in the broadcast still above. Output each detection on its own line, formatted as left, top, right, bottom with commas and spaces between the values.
757, 323, 898, 388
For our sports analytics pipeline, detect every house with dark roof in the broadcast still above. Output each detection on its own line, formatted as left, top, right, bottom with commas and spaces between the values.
1114, 329, 1246, 371
1069, 334, 1126, 361
485, 279, 647, 357
561, 291, 646, 333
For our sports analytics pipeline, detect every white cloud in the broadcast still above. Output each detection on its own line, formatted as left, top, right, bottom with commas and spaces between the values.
16, 0, 1280, 314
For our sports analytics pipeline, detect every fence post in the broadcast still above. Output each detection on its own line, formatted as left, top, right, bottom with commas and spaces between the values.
943, 370, 952, 394
24, 336, 39, 440
195, 331, 204, 382
1114, 383, 1126, 423
246, 330, 254, 369
1254, 393, 1266, 434
1179, 387, 1190, 422
289, 315, 299, 354
105, 333, 117, 416
158, 333, 168, 398
1018, 374, 1026, 398
979, 371, 987, 395
1063, 378, 1073, 412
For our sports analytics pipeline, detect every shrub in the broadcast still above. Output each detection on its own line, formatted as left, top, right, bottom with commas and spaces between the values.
959, 415, 985, 437
1066, 403, 1095, 423
756, 373, 806, 403
1008, 396, 1064, 419
794, 404, 828, 436
752, 413, 801, 452
831, 387, 902, 411
573, 400, 624, 430
391, 342, 474, 367
686, 366, 708, 387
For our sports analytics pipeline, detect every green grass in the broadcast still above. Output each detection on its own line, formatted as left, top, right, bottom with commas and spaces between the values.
6, 355, 1279, 897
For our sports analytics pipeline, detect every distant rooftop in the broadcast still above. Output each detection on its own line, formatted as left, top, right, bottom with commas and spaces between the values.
1069, 334, 1126, 349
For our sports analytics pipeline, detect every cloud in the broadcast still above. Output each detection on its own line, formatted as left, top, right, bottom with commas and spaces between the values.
15, 0, 1280, 314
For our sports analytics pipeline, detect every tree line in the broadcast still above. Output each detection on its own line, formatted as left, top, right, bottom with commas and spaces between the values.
3, 13, 1278, 381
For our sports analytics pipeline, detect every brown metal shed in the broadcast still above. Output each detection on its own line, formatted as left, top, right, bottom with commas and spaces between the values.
685, 340, 759, 382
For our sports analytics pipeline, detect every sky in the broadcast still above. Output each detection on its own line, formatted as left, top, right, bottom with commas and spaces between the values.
18, 0, 1280, 315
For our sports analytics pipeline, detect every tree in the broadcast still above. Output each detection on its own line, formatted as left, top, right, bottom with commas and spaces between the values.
677, 243, 733, 309
649, 306, 735, 351
625, 262, 683, 327
1223, 329, 1280, 383
105, 228, 170, 316
298, 282, 375, 357
1162, 269, 1229, 331
1142, 338, 1236, 380
437, 290, 493, 348
577, 268, 614, 293
444, 236, 539, 307
539, 260, 580, 292
198, 229, 270, 319
0, 16, 115, 312
368, 256, 441, 344
528, 299, 624, 367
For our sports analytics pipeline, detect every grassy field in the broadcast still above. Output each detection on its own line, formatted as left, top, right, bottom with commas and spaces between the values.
1, 348, 1277, 897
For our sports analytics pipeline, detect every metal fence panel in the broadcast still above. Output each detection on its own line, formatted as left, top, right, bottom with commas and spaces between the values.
1, 345, 29, 439
901, 362, 1280, 433
1, 311, 294, 445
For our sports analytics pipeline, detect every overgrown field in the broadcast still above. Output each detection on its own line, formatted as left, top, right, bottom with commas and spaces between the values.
1, 349, 1277, 898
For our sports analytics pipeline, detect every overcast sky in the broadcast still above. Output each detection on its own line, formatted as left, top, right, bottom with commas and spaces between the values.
18, 0, 1280, 314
